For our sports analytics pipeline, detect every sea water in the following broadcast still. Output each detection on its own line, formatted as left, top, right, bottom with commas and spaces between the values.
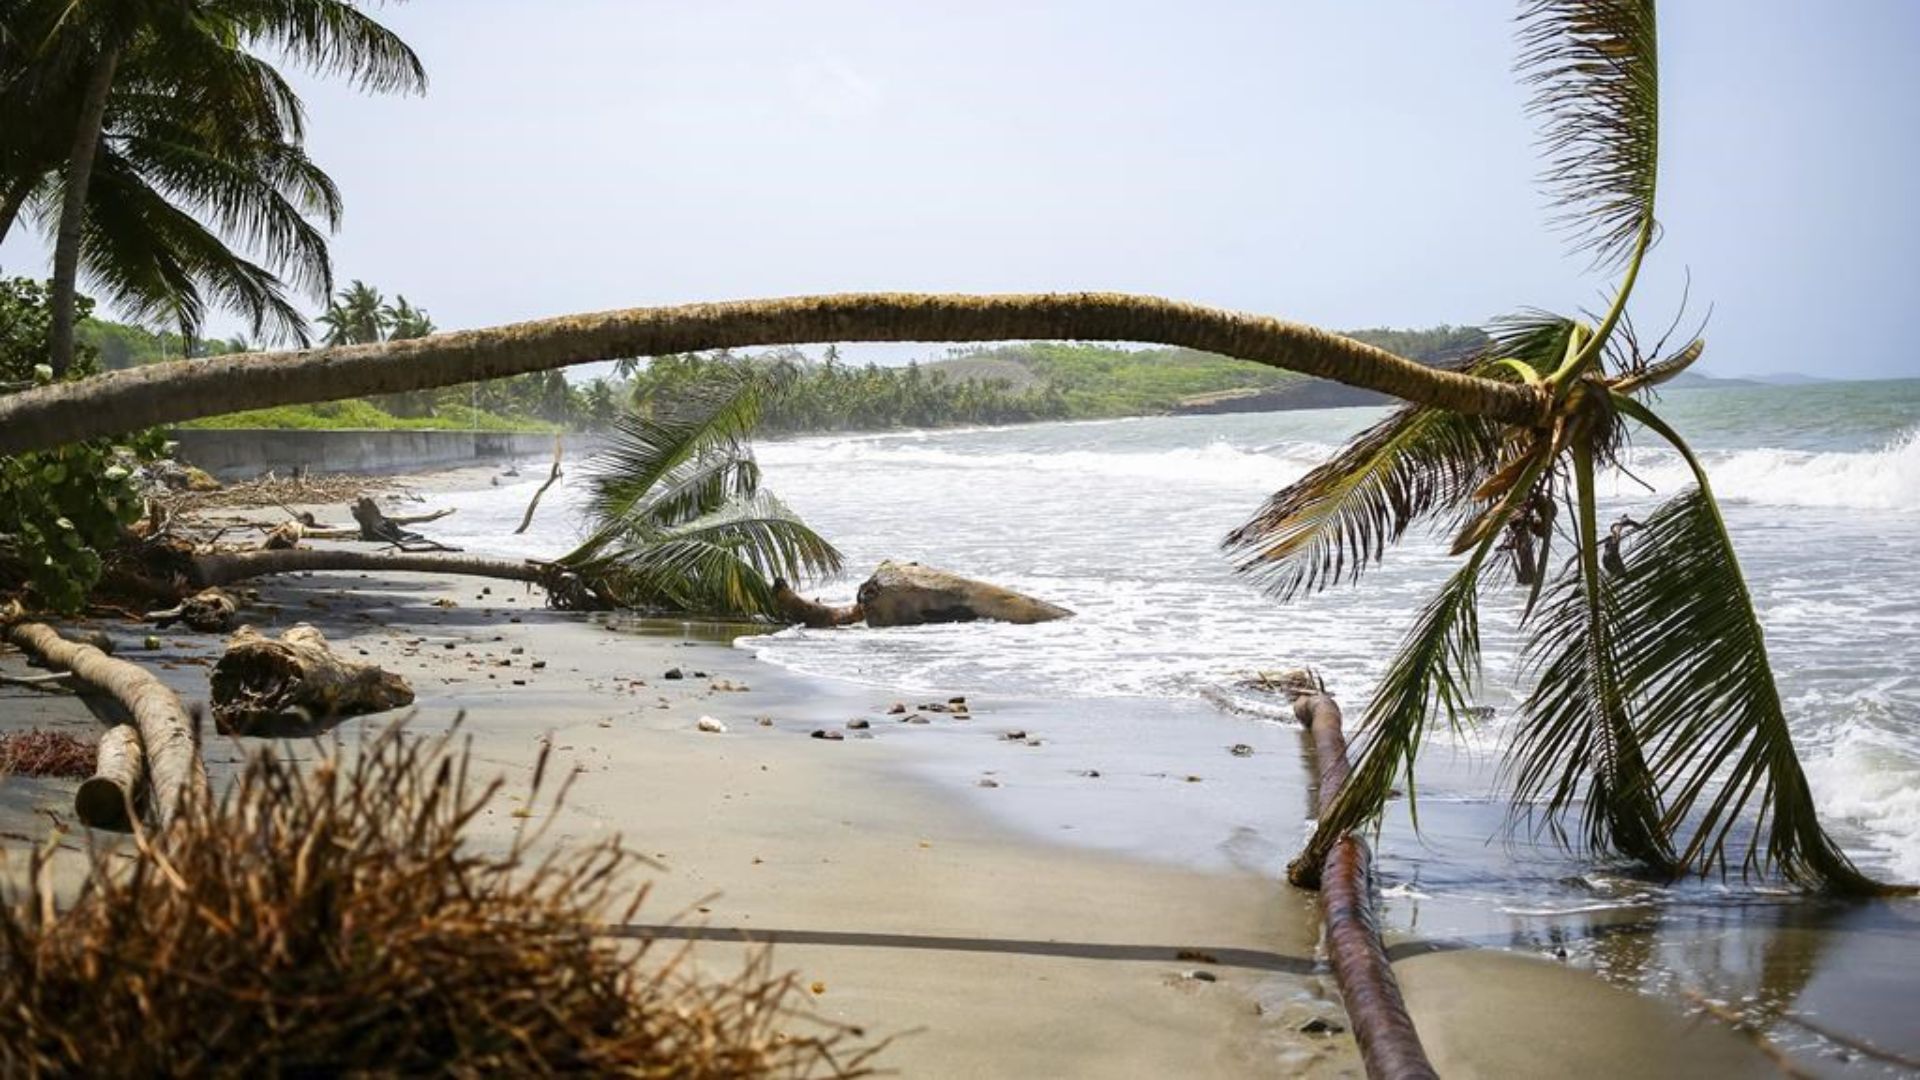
430, 379, 1920, 1069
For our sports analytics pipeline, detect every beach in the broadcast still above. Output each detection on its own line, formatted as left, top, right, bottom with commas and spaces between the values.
1, 462, 1808, 1077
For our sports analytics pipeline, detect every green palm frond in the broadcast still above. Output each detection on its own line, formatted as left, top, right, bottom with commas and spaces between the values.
1295, 548, 1490, 874
1609, 396, 1892, 893
572, 367, 763, 558
221, 0, 428, 95
1509, 447, 1674, 869
582, 495, 842, 618
80, 145, 308, 344
638, 452, 763, 532
1518, 0, 1661, 268
1224, 405, 1504, 599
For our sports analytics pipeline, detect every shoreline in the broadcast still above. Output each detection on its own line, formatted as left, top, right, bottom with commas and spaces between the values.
0, 462, 1824, 1075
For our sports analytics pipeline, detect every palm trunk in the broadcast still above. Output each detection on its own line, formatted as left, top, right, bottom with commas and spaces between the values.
47, 48, 120, 379
0, 174, 34, 245
0, 293, 1544, 456
188, 547, 552, 590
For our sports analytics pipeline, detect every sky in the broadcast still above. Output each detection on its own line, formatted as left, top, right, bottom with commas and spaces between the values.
3, 0, 1918, 379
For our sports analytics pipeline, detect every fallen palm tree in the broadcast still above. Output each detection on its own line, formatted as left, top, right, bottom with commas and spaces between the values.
0, 608, 203, 827
0, 720, 882, 1076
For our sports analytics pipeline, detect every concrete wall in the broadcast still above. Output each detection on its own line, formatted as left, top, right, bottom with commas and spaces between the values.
169, 428, 593, 480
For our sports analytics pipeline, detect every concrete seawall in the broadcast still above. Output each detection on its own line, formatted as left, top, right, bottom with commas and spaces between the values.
170, 428, 595, 481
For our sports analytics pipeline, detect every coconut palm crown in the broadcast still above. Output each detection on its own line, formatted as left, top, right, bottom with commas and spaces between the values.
1226, 0, 1899, 896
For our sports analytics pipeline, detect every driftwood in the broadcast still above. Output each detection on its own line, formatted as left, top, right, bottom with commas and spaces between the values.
856, 561, 1071, 627
75, 725, 145, 831
514, 436, 564, 535
351, 497, 459, 552
1286, 678, 1436, 1080
146, 587, 238, 633
0, 615, 204, 827
210, 624, 414, 735
261, 519, 305, 550
773, 580, 863, 628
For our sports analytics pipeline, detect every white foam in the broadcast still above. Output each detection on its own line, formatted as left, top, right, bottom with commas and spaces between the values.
1801, 713, 1920, 880
1624, 427, 1920, 511
758, 438, 1331, 492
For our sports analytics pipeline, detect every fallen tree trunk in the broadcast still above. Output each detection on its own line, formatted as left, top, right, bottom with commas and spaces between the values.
74, 724, 145, 831
188, 547, 551, 589
210, 624, 413, 735
351, 497, 457, 551
0, 293, 1543, 456
1288, 684, 1436, 1080
856, 560, 1071, 627
0, 618, 203, 827
772, 579, 863, 628
146, 587, 238, 633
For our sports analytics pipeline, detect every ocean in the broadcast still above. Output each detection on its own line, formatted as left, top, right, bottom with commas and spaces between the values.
429, 378, 1920, 1071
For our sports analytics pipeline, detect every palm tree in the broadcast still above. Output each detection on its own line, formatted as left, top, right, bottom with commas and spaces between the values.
318, 279, 389, 345
1224, 0, 1893, 896
557, 366, 841, 618
0, 0, 423, 374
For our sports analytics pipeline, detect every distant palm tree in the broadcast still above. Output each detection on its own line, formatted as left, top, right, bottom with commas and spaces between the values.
558, 366, 840, 618
1228, 0, 1887, 895
381, 294, 435, 340
319, 279, 388, 345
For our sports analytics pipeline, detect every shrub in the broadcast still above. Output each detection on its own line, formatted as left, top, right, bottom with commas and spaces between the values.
0, 721, 881, 1076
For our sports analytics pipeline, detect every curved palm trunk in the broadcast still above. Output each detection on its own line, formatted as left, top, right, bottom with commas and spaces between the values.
0, 293, 1543, 455
47, 48, 120, 378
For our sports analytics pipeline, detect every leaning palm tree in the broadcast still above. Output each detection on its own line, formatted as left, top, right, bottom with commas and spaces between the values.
557, 366, 842, 618
1226, 0, 1896, 895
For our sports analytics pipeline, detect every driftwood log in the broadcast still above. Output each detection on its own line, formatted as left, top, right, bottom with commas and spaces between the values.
773, 580, 863, 628
0, 616, 204, 827
146, 587, 238, 633
210, 624, 414, 735
261, 519, 305, 550
514, 436, 564, 535
351, 497, 457, 551
75, 724, 145, 831
1287, 680, 1436, 1080
856, 561, 1071, 627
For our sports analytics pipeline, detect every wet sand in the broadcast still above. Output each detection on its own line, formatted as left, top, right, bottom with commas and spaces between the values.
0, 474, 1801, 1076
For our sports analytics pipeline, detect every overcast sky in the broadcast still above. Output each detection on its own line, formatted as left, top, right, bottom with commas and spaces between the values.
4, 1, 1917, 378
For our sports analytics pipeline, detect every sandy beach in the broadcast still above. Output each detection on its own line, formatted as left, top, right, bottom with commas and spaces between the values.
0, 473, 1794, 1077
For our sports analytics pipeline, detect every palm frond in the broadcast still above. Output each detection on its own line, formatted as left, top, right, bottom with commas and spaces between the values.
637, 452, 763, 532
1296, 549, 1490, 872
1518, 0, 1661, 267
583, 496, 843, 618
220, 0, 427, 95
1508, 448, 1674, 869
1608, 395, 1895, 893
1224, 405, 1503, 599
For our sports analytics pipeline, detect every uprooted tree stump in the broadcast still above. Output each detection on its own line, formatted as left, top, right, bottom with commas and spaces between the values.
352, 497, 458, 551
856, 560, 1072, 627
75, 725, 146, 831
211, 624, 414, 736
773, 580, 864, 628
145, 587, 239, 633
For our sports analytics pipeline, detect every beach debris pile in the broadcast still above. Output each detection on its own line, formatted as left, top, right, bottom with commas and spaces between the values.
0, 729, 95, 778
210, 624, 414, 735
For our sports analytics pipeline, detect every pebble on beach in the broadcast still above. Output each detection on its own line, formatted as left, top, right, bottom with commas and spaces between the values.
1229, 743, 1254, 757
810, 729, 844, 741
847, 718, 870, 730
696, 716, 727, 733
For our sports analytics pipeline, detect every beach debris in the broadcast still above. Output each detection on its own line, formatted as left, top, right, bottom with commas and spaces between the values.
772, 579, 864, 628
846, 719, 870, 730
919, 701, 950, 713
75, 725, 145, 830
1299, 1017, 1346, 1035
531, 660, 547, 670
510, 646, 525, 655
0, 729, 97, 779
145, 587, 239, 633
261, 519, 305, 550
809, 729, 844, 741
664, 668, 684, 680
948, 696, 967, 706
809, 981, 827, 996
755, 717, 774, 727
886, 702, 906, 714
855, 560, 1073, 627
514, 436, 565, 535
1175, 949, 1219, 964
710, 679, 749, 692
1229, 743, 1254, 758
350, 497, 460, 553
696, 716, 728, 734
142, 634, 162, 650
1080, 769, 1101, 779
1002, 730, 1028, 741
1183, 775, 1203, 783
432, 597, 457, 608
977, 778, 1000, 788
1181, 970, 1218, 983
211, 624, 414, 736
